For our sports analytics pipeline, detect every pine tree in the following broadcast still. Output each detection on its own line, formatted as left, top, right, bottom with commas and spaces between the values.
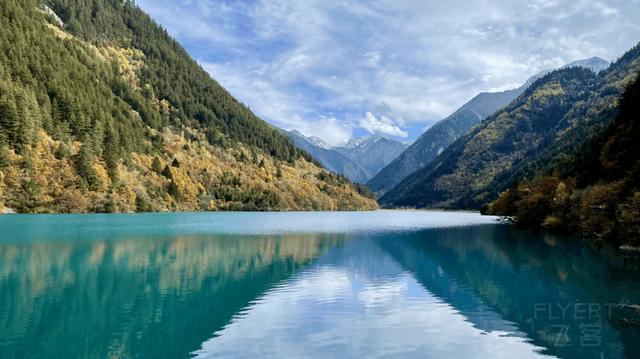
161, 164, 173, 179
168, 180, 180, 199
151, 156, 163, 173
0, 135, 10, 170
103, 125, 119, 183
0, 95, 18, 148
19, 151, 43, 212
75, 140, 99, 189
15, 90, 42, 153
135, 193, 152, 212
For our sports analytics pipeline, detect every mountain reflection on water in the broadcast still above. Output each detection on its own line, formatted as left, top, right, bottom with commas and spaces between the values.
0, 212, 638, 358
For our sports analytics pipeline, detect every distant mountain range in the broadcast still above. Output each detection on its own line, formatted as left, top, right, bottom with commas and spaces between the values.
379, 47, 639, 210
367, 88, 520, 196
335, 135, 408, 179
519, 57, 610, 89
287, 131, 370, 183
286, 131, 407, 183
367, 56, 610, 196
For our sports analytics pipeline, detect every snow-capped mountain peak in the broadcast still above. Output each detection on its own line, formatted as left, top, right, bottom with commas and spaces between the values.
289, 130, 332, 149
307, 136, 332, 149
564, 57, 610, 73
345, 134, 386, 149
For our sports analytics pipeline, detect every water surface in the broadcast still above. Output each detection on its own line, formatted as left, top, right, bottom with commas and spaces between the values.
0, 211, 638, 358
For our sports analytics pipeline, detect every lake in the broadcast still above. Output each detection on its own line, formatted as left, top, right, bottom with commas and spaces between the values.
0, 211, 639, 358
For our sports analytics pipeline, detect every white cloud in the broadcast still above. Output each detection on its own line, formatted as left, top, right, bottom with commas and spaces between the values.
137, 0, 640, 143
293, 116, 353, 147
193, 269, 552, 359
201, 60, 353, 146
135, 1, 238, 45
593, 2, 620, 17
357, 281, 408, 308
359, 112, 408, 138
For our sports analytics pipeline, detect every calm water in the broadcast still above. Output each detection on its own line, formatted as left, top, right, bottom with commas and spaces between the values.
1, 211, 639, 359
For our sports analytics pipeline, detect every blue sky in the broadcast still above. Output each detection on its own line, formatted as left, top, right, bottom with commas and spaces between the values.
136, 0, 640, 145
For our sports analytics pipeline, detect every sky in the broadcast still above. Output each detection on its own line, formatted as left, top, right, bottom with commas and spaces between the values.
136, 0, 640, 146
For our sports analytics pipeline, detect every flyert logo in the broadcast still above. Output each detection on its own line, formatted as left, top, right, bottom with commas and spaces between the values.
533, 302, 618, 321
531, 300, 640, 350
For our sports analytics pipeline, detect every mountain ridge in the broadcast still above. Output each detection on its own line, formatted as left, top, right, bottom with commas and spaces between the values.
287, 130, 407, 183
0, 0, 377, 212
334, 134, 408, 181
367, 56, 611, 196
367, 88, 521, 196
487, 71, 640, 242
379, 44, 640, 210
286, 130, 370, 183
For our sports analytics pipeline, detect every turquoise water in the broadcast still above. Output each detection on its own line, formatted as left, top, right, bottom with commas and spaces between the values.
0, 211, 639, 358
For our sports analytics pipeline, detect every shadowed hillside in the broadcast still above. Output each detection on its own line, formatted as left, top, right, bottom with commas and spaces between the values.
380, 44, 640, 217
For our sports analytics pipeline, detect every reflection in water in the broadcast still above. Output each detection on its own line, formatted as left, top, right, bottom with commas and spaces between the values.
196, 238, 553, 358
377, 226, 640, 359
0, 213, 639, 359
0, 232, 344, 358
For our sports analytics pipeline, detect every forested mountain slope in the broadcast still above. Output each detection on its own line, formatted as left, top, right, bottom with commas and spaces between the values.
368, 57, 610, 197
0, 0, 376, 212
367, 89, 520, 195
380, 43, 640, 210
487, 72, 640, 243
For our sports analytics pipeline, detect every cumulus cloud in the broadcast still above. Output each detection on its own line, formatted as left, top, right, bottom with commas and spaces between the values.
292, 116, 353, 147
359, 112, 408, 138
137, 0, 640, 143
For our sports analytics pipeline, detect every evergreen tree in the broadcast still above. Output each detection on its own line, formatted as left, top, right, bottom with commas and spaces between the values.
0, 95, 19, 148
151, 156, 163, 173
19, 152, 43, 212
15, 89, 41, 152
0, 136, 11, 170
103, 125, 119, 183
135, 193, 152, 212
161, 164, 172, 179
167, 180, 180, 199
75, 140, 98, 189
104, 193, 117, 213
